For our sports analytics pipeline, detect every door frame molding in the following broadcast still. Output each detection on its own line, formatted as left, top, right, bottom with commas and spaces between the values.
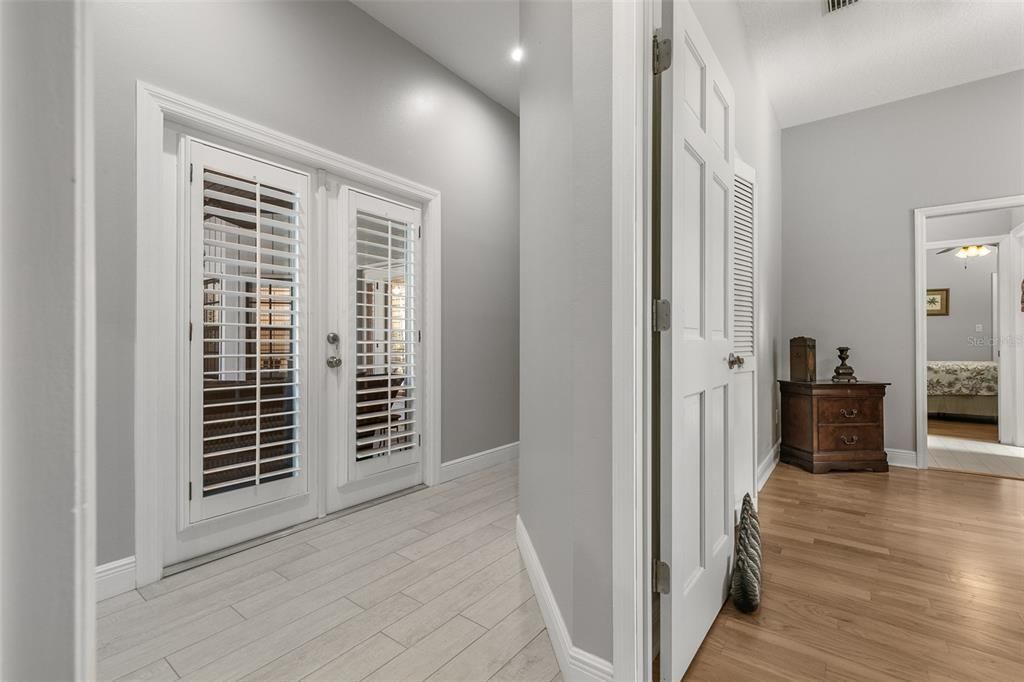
74, 0, 98, 677
913, 194, 1024, 468
611, 0, 651, 679
135, 81, 442, 586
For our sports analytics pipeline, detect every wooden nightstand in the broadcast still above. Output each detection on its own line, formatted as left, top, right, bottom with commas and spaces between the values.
778, 380, 890, 473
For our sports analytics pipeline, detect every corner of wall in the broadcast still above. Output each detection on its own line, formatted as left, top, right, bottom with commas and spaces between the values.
515, 515, 613, 682
96, 557, 137, 602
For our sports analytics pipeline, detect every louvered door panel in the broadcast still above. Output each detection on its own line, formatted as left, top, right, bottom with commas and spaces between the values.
189, 141, 310, 522
351, 192, 421, 477
733, 174, 755, 356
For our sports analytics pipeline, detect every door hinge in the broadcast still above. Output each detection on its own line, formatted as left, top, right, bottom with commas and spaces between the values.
189, 481, 193, 501
653, 299, 671, 332
416, 329, 422, 343
189, 162, 194, 184
653, 35, 673, 76
417, 224, 422, 239
189, 321, 193, 341
654, 559, 671, 594
418, 433, 422, 447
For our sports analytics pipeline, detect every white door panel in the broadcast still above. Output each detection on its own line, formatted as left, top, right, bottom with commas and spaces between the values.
731, 163, 758, 513
324, 187, 424, 513
187, 140, 311, 523
659, 1, 736, 679
166, 138, 319, 567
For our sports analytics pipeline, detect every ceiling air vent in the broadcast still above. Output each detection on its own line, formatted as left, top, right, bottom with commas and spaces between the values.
825, 0, 859, 13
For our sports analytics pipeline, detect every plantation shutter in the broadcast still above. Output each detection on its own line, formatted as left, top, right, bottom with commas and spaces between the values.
353, 198, 419, 465
733, 174, 755, 356
190, 141, 309, 520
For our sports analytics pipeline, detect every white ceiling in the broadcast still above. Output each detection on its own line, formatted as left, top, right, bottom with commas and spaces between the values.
737, 0, 1024, 128
351, 0, 520, 114
353, 0, 1024, 127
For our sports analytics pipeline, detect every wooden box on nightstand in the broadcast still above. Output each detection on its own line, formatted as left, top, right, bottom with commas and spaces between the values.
778, 380, 890, 473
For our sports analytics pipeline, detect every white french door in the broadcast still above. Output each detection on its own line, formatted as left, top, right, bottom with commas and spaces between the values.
168, 139, 428, 566
658, 1, 737, 679
323, 187, 424, 513
187, 140, 312, 523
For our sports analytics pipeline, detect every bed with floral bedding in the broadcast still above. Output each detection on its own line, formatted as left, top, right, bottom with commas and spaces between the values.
927, 360, 998, 421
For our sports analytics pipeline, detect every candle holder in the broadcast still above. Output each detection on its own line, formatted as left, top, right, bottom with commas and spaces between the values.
832, 346, 858, 383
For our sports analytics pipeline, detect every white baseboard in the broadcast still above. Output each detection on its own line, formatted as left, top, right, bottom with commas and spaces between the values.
757, 440, 781, 491
887, 448, 918, 469
96, 556, 136, 601
516, 515, 613, 682
439, 441, 519, 483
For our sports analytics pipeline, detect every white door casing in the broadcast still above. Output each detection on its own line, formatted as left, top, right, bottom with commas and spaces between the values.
913, 195, 1024, 468
659, 1, 736, 679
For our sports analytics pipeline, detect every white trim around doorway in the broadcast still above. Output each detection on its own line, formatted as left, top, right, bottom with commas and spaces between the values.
134, 82, 443, 587
914, 194, 1024, 469
610, 0, 650, 680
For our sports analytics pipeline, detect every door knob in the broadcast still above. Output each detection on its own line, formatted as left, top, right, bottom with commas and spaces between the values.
326, 332, 341, 368
728, 352, 744, 369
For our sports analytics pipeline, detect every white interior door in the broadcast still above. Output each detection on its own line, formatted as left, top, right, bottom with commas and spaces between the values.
658, 1, 736, 679
324, 187, 424, 513
731, 162, 758, 513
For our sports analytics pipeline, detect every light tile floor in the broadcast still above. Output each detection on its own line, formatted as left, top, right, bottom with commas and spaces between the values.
97, 461, 563, 681
927, 433, 1024, 479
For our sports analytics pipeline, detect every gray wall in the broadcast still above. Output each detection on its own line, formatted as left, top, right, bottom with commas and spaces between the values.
519, 0, 612, 659
927, 248, 998, 361
1, 1, 79, 678
94, 0, 520, 563
691, 0, 784, 464
782, 70, 1024, 452
517, 0, 783, 662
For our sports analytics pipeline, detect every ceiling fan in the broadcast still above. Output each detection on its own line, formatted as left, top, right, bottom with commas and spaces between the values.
935, 243, 998, 259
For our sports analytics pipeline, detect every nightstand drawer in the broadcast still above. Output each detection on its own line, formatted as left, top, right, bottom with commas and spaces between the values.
818, 424, 883, 452
817, 397, 881, 425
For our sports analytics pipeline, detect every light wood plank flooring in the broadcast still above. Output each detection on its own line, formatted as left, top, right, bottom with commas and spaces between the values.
98, 461, 562, 682
685, 462, 1024, 680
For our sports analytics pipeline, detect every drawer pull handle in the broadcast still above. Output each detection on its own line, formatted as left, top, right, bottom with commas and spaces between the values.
840, 434, 859, 446
840, 408, 859, 418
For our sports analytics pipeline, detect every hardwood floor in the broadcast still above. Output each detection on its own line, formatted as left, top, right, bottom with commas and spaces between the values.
97, 461, 563, 682
685, 462, 1024, 681
928, 418, 999, 443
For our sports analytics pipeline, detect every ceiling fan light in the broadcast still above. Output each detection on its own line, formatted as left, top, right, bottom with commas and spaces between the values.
954, 244, 992, 259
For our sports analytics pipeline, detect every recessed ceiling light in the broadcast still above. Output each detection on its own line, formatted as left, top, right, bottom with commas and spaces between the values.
510, 46, 524, 63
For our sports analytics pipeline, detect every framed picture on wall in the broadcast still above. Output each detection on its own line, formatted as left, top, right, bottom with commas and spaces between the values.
926, 288, 950, 316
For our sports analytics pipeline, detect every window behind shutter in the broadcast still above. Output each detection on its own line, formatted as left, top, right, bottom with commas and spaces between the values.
733, 174, 755, 356
353, 203, 418, 463
191, 141, 308, 519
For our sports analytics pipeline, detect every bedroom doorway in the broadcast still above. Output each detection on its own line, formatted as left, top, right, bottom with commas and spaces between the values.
915, 196, 1024, 479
